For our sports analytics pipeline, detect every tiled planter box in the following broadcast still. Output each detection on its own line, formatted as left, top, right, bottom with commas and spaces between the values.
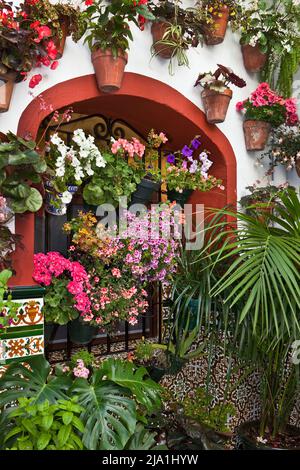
0, 286, 45, 376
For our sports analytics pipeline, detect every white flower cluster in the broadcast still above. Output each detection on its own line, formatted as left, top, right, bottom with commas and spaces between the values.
50, 129, 106, 183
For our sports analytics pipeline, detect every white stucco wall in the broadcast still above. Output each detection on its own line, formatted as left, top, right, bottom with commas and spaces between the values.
2, 0, 299, 200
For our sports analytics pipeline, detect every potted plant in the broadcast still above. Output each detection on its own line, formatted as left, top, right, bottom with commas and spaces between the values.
0, 269, 20, 332
82, 131, 162, 208
164, 136, 224, 206
149, 0, 204, 74
82, 0, 154, 93
194, 0, 242, 45
263, 125, 300, 177
209, 188, 300, 449
26, 0, 82, 59
0, 0, 62, 97
0, 196, 22, 272
33, 251, 97, 345
236, 82, 299, 151
239, 0, 300, 98
45, 129, 106, 215
194, 64, 246, 124
0, 132, 46, 214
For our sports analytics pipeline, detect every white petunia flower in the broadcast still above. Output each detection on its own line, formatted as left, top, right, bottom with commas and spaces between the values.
61, 191, 73, 204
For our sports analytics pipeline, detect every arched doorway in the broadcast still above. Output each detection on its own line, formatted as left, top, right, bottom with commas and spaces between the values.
13, 72, 237, 286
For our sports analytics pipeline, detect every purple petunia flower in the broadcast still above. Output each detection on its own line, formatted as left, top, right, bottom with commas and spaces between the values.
167, 154, 176, 164
182, 145, 193, 158
191, 138, 201, 150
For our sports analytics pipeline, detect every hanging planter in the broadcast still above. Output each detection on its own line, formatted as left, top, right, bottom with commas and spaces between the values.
241, 44, 267, 73
201, 88, 232, 124
68, 317, 98, 345
44, 180, 78, 216
0, 67, 16, 113
91, 49, 128, 94
205, 5, 229, 45
54, 17, 70, 59
195, 65, 246, 124
243, 120, 271, 151
130, 176, 161, 206
151, 21, 176, 59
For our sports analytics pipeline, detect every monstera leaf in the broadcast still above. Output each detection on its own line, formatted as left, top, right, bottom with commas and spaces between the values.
99, 358, 162, 414
71, 371, 137, 450
125, 423, 163, 450
0, 357, 72, 409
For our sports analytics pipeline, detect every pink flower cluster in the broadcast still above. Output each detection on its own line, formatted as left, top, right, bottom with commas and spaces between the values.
73, 359, 90, 379
111, 137, 145, 158
236, 83, 299, 125
33, 252, 91, 314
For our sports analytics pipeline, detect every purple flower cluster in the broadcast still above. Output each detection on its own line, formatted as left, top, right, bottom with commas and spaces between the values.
166, 136, 213, 179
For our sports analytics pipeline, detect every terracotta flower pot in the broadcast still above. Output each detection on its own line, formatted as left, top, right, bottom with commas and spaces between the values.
54, 17, 70, 59
201, 88, 232, 124
151, 21, 175, 59
205, 6, 229, 45
243, 120, 271, 151
91, 49, 128, 93
0, 67, 16, 113
241, 44, 267, 73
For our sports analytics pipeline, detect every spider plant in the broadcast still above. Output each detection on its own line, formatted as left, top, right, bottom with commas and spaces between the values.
208, 187, 300, 440
151, 22, 190, 75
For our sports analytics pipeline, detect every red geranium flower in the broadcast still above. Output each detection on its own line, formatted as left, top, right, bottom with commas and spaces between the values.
46, 40, 58, 60
50, 60, 59, 70
85, 0, 94, 5
30, 20, 40, 29
29, 74, 42, 89
34, 25, 52, 43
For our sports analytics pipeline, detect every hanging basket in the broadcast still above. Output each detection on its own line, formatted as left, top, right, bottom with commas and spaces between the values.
0, 66, 16, 113
241, 44, 267, 73
205, 6, 229, 45
130, 177, 161, 206
151, 21, 176, 59
68, 317, 98, 345
91, 48, 128, 93
44, 180, 78, 216
201, 88, 232, 124
243, 120, 271, 151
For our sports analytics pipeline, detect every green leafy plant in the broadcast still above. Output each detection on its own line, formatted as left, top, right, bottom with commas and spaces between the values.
43, 277, 80, 325
208, 188, 300, 440
70, 350, 95, 369
0, 133, 46, 213
239, 183, 292, 208
239, 0, 300, 97
0, 269, 20, 330
263, 125, 300, 172
4, 397, 85, 450
183, 388, 235, 433
194, 64, 246, 93
82, 0, 155, 56
193, 0, 242, 32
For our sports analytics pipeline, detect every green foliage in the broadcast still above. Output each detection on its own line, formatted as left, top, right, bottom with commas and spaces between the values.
183, 388, 235, 433
125, 423, 162, 450
263, 125, 300, 171
82, 0, 155, 54
239, 184, 291, 208
71, 350, 95, 368
134, 338, 156, 362
242, 101, 287, 127
0, 356, 72, 409
208, 188, 300, 436
0, 270, 20, 330
43, 277, 79, 325
83, 150, 144, 207
4, 397, 85, 450
0, 133, 45, 213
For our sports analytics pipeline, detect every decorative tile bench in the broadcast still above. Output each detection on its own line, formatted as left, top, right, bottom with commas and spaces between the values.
0, 286, 45, 377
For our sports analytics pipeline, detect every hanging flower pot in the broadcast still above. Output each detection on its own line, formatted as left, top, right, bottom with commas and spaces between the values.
241, 44, 267, 73
54, 17, 70, 59
68, 317, 98, 345
44, 180, 78, 216
0, 66, 16, 113
130, 176, 161, 206
205, 6, 229, 46
151, 21, 176, 59
243, 120, 271, 151
167, 188, 193, 208
201, 88, 232, 124
91, 48, 128, 93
